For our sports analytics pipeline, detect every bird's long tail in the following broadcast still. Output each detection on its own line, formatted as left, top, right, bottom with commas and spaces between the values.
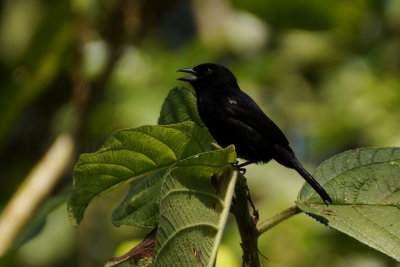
290, 158, 332, 204
273, 145, 332, 204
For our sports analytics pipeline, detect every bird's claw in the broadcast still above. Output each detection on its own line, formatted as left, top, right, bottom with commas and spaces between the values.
232, 161, 247, 175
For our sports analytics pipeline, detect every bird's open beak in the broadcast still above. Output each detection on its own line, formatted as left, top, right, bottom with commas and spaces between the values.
177, 67, 198, 82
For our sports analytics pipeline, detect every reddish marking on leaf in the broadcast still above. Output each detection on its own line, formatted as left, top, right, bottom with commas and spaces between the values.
322, 209, 336, 215
193, 246, 203, 263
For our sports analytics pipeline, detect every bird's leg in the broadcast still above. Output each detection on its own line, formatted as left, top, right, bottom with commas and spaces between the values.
233, 160, 257, 175
237, 161, 254, 168
232, 161, 251, 175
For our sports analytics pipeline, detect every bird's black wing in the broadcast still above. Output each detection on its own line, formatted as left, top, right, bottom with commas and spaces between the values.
222, 90, 290, 147
221, 90, 332, 204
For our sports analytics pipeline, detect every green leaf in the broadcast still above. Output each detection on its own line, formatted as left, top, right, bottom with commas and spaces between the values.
153, 146, 237, 267
158, 87, 204, 126
68, 121, 215, 226
297, 147, 400, 261
107, 258, 152, 267
112, 87, 214, 228
112, 170, 164, 227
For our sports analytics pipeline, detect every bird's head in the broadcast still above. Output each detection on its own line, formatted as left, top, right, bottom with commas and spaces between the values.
177, 63, 239, 92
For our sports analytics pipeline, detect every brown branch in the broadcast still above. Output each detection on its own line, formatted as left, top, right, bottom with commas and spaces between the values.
231, 174, 261, 267
106, 228, 156, 267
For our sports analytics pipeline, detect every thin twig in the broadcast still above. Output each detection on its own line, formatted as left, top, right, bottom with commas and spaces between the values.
257, 206, 302, 236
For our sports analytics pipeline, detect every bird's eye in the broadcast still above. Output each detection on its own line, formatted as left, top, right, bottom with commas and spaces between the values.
204, 68, 213, 75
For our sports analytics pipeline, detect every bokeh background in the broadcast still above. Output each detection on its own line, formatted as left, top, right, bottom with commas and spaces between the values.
1, 0, 400, 266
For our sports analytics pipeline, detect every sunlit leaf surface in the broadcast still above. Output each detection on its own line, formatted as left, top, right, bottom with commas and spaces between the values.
68, 121, 214, 225
298, 147, 400, 261
154, 147, 237, 267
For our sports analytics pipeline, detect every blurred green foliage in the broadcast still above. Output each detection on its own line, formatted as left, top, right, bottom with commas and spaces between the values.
1, 0, 399, 266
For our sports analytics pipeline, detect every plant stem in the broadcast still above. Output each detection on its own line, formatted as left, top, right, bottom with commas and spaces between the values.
257, 205, 302, 235
231, 174, 260, 267
0, 135, 75, 256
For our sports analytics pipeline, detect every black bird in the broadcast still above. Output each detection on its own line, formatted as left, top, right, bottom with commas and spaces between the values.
177, 63, 332, 204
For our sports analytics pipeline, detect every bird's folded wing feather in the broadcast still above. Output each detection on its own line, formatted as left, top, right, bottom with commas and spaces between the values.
223, 91, 290, 146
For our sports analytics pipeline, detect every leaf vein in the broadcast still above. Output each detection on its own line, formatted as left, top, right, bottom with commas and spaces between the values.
160, 189, 224, 208
352, 205, 400, 250
124, 130, 179, 161
156, 222, 218, 257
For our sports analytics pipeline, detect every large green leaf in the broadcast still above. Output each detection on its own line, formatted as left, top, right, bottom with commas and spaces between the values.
153, 146, 237, 267
158, 87, 204, 126
68, 121, 214, 225
297, 147, 400, 261
112, 171, 167, 228
112, 87, 213, 227
112, 170, 164, 227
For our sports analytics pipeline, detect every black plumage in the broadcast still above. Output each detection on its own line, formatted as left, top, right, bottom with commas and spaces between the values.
177, 63, 331, 204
